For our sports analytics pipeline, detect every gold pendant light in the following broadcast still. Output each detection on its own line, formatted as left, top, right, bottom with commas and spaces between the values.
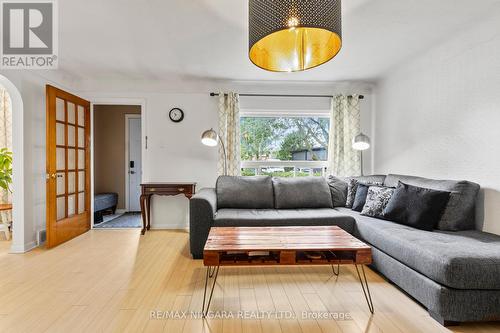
249, 0, 342, 72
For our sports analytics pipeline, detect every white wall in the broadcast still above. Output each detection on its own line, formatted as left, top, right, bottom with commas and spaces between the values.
374, 9, 500, 234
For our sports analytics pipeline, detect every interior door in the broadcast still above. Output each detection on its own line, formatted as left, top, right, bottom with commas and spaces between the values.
46, 85, 91, 248
128, 117, 142, 211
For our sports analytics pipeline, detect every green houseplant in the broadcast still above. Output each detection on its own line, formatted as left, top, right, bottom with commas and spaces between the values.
0, 148, 13, 193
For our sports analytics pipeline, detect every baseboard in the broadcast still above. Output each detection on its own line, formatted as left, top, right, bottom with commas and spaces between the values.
115, 209, 127, 214
10, 241, 37, 253
150, 223, 188, 230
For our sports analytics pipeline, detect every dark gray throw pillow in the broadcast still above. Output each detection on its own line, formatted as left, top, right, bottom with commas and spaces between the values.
326, 175, 348, 207
382, 182, 451, 231
352, 184, 369, 212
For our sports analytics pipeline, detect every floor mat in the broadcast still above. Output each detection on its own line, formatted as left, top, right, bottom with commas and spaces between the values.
94, 212, 142, 228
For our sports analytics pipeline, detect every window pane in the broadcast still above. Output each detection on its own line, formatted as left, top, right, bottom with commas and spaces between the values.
56, 98, 65, 121
67, 103, 76, 124
78, 192, 85, 214
240, 117, 330, 162
68, 125, 75, 146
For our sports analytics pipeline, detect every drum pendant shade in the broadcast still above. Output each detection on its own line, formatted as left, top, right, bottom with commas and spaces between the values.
249, 0, 342, 72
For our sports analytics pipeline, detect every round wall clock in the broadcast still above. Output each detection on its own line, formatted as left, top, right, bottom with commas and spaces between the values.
169, 108, 184, 123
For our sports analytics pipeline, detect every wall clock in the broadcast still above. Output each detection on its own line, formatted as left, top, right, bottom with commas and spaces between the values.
169, 108, 184, 123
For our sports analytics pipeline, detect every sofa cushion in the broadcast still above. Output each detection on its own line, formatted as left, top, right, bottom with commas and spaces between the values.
383, 174, 480, 231
338, 208, 500, 290
383, 182, 451, 231
216, 176, 274, 209
326, 175, 348, 207
272, 177, 333, 209
214, 208, 355, 233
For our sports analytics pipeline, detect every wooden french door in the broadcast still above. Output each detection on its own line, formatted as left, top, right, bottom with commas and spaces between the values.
46, 85, 91, 248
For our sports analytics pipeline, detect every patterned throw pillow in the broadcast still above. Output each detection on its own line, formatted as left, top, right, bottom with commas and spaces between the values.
361, 186, 395, 218
345, 178, 383, 208
345, 178, 359, 208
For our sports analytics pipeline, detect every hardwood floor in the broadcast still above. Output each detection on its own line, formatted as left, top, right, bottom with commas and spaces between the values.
0, 230, 498, 333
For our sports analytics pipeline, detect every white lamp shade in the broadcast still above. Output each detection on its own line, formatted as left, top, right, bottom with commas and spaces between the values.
353, 133, 371, 151
201, 129, 218, 147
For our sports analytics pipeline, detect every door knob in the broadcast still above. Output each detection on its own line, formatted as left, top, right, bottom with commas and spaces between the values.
130, 171, 136, 174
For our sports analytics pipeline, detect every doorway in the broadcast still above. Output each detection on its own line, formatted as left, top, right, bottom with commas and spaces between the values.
126, 115, 142, 212
93, 105, 142, 229
0, 85, 12, 243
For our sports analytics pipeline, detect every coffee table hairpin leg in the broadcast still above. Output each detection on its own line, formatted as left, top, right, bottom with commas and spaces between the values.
355, 264, 374, 314
329, 251, 340, 276
202, 265, 220, 317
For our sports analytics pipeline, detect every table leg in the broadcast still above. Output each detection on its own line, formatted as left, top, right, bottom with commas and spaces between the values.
140, 194, 147, 235
146, 194, 152, 230
202, 265, 220, 318
355, 265, 374, 314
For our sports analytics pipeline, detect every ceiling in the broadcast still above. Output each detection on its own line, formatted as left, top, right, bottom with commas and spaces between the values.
58, 0, 500, 84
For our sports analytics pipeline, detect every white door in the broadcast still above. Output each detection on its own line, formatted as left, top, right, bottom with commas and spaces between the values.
128, 117, 142, 211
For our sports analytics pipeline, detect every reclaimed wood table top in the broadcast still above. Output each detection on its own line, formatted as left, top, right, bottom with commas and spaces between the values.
204, 226, 370, 251
203, 226, 372, 266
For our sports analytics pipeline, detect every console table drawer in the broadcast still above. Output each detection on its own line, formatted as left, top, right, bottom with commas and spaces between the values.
145, 185, 193, 195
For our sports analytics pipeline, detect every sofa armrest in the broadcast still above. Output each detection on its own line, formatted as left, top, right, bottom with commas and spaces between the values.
189, 188, 217, 259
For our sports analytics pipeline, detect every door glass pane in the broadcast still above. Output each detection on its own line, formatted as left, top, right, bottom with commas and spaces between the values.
68, 194, 76, 216
78, 127, 85, 148
68, 171, 75, 193
78, 149, 85, 169
78, 171, 85, 191
78, 192, 85, 214
68, 149, 75, 170
57, 197, 65, 220
68, 125, 75, 147
56, 98, 65, 121
56, 123, 65, 145
67, 103, 76, 124
56, 173, 65, 195
77, 105, 85, 126
56, 148, 66, 170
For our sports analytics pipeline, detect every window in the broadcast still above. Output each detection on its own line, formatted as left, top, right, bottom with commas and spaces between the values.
240, 116, 330, 177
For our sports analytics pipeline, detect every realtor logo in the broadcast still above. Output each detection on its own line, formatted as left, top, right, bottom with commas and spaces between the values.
1, 0, 58, 69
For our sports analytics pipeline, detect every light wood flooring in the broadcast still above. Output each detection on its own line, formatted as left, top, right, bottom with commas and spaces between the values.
0, 230, 499, 333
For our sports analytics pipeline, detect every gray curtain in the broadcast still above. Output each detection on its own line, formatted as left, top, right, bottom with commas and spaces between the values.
327, 95, 362, 176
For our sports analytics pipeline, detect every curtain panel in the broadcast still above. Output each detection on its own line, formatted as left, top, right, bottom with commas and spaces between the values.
218, 92, 241, 176
327, 95, 362, 177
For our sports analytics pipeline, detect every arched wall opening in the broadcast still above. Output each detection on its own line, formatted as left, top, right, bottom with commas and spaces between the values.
0, 75, 25, 253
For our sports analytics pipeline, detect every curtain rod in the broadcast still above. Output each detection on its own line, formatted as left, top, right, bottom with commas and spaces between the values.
209, 92, 364, 99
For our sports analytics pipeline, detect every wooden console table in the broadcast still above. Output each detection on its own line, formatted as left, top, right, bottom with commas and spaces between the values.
140, 182, 196, 235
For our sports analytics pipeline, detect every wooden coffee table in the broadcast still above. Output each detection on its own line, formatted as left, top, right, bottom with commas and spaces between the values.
202, 226, 374, 317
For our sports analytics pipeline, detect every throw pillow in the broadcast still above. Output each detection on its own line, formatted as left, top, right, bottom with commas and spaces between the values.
352, 184, 369, 212
382, 182, 451, 231
345, 178, 383, 208
345, 178, 359, 208
361, 186, 395, 218
326, 175, 348, 207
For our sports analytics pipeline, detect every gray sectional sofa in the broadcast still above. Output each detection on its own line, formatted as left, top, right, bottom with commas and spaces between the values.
189, 174, 500, 325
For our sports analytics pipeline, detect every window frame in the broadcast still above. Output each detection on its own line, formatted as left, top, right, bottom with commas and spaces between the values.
239, 110, 330, 176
